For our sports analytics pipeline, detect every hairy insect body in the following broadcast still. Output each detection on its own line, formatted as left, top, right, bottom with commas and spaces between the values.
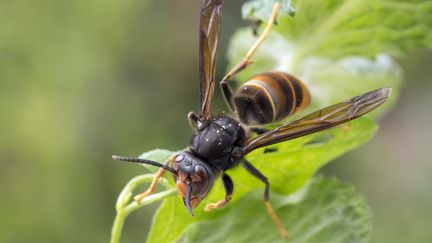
190, 116, 245, 171
233, 72, 310, 125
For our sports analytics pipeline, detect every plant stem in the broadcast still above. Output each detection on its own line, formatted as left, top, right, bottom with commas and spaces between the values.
110, 174, 176, 243
111, 211, 127, 243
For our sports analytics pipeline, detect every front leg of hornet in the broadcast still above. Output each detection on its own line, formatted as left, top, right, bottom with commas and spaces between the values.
204, 174, 233, 211
134, 168, 166, 202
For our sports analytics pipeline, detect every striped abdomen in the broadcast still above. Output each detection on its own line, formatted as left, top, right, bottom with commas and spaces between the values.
233, 72, 310, 125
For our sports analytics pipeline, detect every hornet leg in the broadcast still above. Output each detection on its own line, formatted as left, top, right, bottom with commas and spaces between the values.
242, 159, 288, 239
220, 3, 282, 112
134, 168, 166, 202
204, 174, 234, 211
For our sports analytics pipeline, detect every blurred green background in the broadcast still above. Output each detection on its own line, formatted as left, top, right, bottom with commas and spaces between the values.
0, 0, 430, 242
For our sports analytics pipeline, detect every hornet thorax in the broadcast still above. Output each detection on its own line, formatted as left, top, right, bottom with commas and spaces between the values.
190, 116, 246, 171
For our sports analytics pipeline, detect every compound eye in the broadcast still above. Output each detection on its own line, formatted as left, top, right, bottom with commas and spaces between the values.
175, 154, 185, 163
190, 164, 212, 198
194, 165, 208, 181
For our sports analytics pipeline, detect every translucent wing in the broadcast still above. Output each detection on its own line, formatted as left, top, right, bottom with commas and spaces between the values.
241, 87, 391, 154
199, 0, 223, 119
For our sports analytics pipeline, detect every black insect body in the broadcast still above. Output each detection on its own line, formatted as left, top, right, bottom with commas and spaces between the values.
172, 116, 245, 212
113, 0, 391, 239
190, 116, 245, 171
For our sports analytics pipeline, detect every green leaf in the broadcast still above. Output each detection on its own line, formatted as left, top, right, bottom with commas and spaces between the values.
168, 178, 372, 243
243, 0, 432, 61
147, 194, 196, 243
227, 30, 402, 115
242, 0, 296, 20
297, 54, 402, 116
146, 117, 377, 243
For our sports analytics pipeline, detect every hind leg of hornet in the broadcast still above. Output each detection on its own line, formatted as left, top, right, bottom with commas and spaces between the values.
220, 2, 282, 112
204, 174, 233, 211
133, 168, 166, 202
242, 159, 288, 239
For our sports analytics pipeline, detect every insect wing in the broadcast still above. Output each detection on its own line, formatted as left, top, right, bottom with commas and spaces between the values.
241, 87, 391, 154
199, 0, 223, 119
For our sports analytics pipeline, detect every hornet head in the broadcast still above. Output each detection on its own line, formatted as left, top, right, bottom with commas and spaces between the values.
170, 151, 215, 215
112, 151, 215, 216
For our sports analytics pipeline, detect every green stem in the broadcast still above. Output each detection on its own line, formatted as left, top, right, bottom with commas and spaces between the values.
111, 211, 127, 243
110, 174, 176, 243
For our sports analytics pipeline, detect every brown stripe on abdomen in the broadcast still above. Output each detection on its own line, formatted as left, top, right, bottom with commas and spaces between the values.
233, 83, 275, 125
233, 72, 310, 125
278, 72, 310, 113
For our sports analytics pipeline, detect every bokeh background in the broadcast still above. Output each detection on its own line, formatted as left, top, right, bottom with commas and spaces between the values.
0, 0, 431, 242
